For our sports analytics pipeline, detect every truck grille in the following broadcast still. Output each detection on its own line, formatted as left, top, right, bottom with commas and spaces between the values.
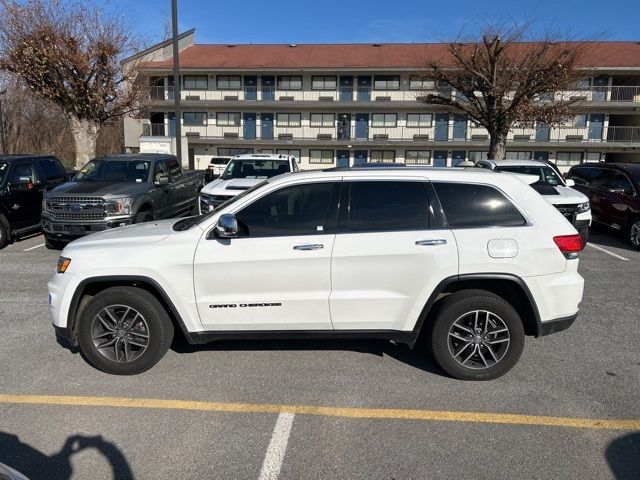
47, 197, 105, 220
211, 195, 234, 207
554, 204, 578, 223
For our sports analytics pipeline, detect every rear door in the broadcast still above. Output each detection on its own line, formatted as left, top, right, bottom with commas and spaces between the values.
6, 160, 42, 229
166, 157, 190, 215
151, 160, 173, 219
36, 157, 67, 190
330, 178, 458, 332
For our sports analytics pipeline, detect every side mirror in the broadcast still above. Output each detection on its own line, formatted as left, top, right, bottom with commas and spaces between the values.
213, 213, 238, 238
565, 178, 576, 187
155, 175, 170, 186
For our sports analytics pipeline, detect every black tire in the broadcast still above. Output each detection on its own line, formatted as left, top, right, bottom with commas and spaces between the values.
45, 236, 67, 250
0, 218, 7, 250
77, 286, 174, 375
135, 209, 154, 224
430, 289, 525, 381
627, 217, 640, 250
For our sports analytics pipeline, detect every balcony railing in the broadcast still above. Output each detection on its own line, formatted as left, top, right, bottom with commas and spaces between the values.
146, 85, 640, 104
142, 123, 640, 144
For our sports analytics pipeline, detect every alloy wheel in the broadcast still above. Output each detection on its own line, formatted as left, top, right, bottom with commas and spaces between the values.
630, 220, 640, 248
90, 305, 150, 363
447, 310, 510, 370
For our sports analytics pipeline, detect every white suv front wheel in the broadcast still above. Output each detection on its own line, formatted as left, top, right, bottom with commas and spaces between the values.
430, 290, 525, 381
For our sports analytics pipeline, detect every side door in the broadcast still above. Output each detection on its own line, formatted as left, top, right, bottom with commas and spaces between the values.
598, 170, 635, 229
151, 160, 173, 219
166, 158, 190, 215
193, 180, 340, 330
36, 157, 67, 190
6, 161, 42, 229
330, 179, 458, 332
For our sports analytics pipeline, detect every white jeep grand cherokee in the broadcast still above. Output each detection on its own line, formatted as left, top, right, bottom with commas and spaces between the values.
49, 167, 584, 380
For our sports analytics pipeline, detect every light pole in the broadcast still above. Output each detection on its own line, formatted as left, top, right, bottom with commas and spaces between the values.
0, 89, 6, 155
171, 0, 182, 165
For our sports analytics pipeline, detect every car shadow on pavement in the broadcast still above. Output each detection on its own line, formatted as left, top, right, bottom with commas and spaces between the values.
589, 228, 638, 254
0, 432, 134, 480
606, 432, 640, 480
170, 335, 446, 377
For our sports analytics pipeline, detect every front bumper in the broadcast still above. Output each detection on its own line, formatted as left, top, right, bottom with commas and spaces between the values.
42, 215, 134, 239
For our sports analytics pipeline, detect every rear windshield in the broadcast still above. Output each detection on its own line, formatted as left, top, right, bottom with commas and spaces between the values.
0, 162, 7, 184
497, 165, 564, 186
221, 160, 289, 180
75, 160, 151, 182
210, 158, 230, 165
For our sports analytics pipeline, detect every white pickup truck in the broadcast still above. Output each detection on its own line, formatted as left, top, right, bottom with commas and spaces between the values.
49, 166, 584, 380
199, 153, 298, 213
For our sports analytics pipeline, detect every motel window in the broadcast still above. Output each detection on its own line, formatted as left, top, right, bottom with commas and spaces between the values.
217, 75, 242, 90
406, 113, 433, 127
309, 150, 335, 164
556, 152, 583, 166
183, 112, 207, 125
409, 76, 435, 90
373, 75, 400, 90
218, 148, 254, 156
562, 114, 587, 128
310, 113, 335, 127
183, 75, 208, 90
276, 113, 302, 127
216, 112, 241, 126
505, 151, 532, 160
468, 151, 489, 162
276, 149, 302, 162
405, 150, 431, 165
277, 76, 303, 90
311, 76, 337, 90
370, 150, 396, 163
371, 113, 397, 127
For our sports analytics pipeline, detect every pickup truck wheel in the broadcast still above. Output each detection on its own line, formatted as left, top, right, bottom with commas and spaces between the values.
0, 220, 7, 249
628, 218, 640, 250
430, 290, 524, 381
135, 210, 154, 224
77, 286, 174, 375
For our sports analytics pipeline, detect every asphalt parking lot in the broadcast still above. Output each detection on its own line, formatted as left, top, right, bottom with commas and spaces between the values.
0, 230, 639, 480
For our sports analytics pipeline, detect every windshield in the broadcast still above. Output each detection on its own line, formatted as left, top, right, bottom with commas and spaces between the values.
75, 160, 151, 182
0, 162, 7, 184
173, 181, 268, 231
498, 165, 564, 187
221, 159, 289, 180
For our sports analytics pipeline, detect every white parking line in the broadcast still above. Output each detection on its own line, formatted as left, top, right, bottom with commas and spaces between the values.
23, 243, 45, 252
588, 243, 629, 262
258, 412, 295, 480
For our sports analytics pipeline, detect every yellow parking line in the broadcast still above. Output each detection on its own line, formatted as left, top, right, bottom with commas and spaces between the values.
0, 394, 638, 431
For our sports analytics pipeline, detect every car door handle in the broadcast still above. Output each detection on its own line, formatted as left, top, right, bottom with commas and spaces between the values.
293, 244, 324, 250
12, 204, 20, 210
415, 239, 447, 246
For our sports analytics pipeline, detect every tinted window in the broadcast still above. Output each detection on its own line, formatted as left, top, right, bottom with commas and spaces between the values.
38, 158, 65, 181
347, 181, 430, 232
605, 171, 634, 194
498, 165, 563, 186
434, 183, 526, 228
166, 159, 183, 180
569, 166, 601, 186
236, 182, 338, 237
11, 163, 39, 183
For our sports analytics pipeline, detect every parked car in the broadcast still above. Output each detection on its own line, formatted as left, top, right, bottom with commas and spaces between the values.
203, 156, 233, 183
0, 154, 67, 249
199, 153, 298, 213
476, 159, 591, 243
49, 167, 584, 380
41, 154, 204, 249
567, 162, 640, 249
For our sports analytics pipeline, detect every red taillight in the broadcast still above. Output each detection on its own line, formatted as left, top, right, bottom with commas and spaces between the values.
553, 234, 584, 256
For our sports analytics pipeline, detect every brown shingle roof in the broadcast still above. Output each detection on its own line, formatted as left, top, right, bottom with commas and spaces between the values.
141, 42, 640, 70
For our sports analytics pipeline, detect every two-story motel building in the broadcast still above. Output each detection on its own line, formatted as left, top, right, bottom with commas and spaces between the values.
124, 30, 640, 172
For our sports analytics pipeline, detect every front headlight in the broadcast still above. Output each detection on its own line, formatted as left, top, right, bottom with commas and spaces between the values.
576, 202, 590, 213
57, 256, 71, 274
104, 198, 132, 216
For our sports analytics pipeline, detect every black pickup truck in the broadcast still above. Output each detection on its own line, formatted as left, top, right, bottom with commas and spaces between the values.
41, 153, 204, 248
0, 155, 68, 249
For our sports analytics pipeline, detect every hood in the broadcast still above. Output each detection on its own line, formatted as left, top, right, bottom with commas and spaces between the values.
64, 219, 177, 250
47, 180, 146, 197
201, 177, 264, 196
534, 185, 589, 205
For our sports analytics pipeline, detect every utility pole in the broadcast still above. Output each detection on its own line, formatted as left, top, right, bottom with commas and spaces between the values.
171, 0, 182, 165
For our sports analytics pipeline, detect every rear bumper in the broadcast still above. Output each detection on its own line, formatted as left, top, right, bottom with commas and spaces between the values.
539, 312, 578, 336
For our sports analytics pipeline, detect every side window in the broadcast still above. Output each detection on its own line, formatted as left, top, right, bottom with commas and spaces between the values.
11, 163, 39, 183
605, 172, 634, 195
166, 159, 183, 180
154, 161, 169, 182
347, 181, 430, 232
37, 158, 65, 181
569, 166, 599, 186
235, 182, 338, 237
433, 182, 526, 228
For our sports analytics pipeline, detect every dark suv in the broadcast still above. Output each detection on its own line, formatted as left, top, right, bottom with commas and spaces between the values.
567, 163, 640, 249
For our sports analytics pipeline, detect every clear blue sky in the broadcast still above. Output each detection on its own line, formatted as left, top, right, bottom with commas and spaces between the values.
108, 0, 640, 46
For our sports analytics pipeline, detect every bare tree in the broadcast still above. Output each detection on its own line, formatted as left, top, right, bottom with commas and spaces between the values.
0, 0, 145, 168
419, 24, 593, 159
